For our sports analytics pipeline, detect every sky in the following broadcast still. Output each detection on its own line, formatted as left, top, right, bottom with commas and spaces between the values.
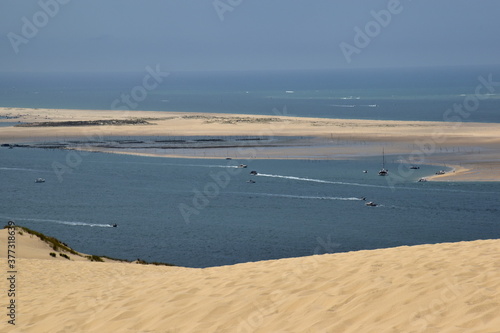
1, 0, 499, 73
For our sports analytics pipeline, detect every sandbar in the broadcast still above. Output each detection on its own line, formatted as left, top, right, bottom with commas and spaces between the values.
1, 107, 500, 181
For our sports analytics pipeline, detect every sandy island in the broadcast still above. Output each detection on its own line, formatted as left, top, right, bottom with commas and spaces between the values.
1, 107, 500, 181
1, 226, 499, 332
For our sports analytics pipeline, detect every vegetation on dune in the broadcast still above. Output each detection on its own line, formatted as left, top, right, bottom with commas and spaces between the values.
3, 225, 175, 266
134, 259, 176, 267
86, 255, 104, 262
8, 225, 79, 255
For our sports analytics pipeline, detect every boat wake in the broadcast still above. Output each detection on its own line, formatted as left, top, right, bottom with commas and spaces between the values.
168, 163, 241, 169
0, 216, 114, 228
0, 167, 49, 173
92, 160, 242, 169
231, 192, 363, 201
256, 173, 386, 189
254, 173, 499, 194
330, 104, 355, 108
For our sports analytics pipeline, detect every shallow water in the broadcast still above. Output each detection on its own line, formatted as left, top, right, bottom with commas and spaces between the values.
0, 121, 21, 127
1, 147, 499, 267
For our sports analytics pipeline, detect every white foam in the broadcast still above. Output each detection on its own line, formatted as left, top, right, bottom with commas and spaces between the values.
1, 216, 113, 228
256, 173, 385, 189
331, 104, 355, 108
255, 173, 499, 194
244, 192, 362, 201
0, 167, 47, 173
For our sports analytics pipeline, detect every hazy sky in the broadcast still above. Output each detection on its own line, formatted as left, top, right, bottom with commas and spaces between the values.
1, 0, 499, 72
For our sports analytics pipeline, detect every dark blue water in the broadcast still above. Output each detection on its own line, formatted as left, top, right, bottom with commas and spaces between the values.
2, 66, 500, 122
2, 66, 499, 266
1, 148, 499, 267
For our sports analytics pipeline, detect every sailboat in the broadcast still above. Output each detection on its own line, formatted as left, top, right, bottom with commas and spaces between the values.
378, 149, 388, 176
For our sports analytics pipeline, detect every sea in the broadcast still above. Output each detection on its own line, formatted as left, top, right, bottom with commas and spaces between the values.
1, 66, 499, 267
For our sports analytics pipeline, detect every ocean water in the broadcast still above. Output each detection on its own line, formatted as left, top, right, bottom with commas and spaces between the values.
1, 148, 499, 267
1, 66, 500, 122
1, 66, 499, 267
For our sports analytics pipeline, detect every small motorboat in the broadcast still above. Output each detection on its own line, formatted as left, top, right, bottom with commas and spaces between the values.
111, 224, 118, 227
238, 164, 248, 168
35, 178, 45, 183
249, 170, 258, 175
363, 170, 368, 173
226, 157, 232, 160
418, 178, 427, 182
410, 166, 420, 170
365, 201, 378, 207
246, 180, 256, 183
360, 197, 366, 201
435, 170, 446, 175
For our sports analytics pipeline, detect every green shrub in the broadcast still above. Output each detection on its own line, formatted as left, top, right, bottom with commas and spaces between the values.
86, 255, 104, 262
135, 258, 175, 266
14, 226, 78, 255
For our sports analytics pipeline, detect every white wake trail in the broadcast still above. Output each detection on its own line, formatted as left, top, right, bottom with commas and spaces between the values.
256, 173, 385, 188
0, 167, 48, 173
0, 216, 114, 228
243, 192, 363, 201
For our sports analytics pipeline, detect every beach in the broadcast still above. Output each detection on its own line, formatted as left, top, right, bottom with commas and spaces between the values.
1, 226, 499, 332
1, 107, 500, 181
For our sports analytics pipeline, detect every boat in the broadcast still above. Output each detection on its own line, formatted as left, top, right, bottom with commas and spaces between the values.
418, 178, 427, 182
35, 178, 45, 183
435, 170, 446, 175
363, 170, 368, 173
111, 224, 118, 227
249, 170, 258, 175
410, 166, 420, 170
365, 201, 378, 207
378, 149, 388, 176
238, 164, 247, 168
246, 180, 256, 183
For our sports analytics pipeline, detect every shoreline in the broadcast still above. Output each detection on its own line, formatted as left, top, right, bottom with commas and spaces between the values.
2, 107, 500, 182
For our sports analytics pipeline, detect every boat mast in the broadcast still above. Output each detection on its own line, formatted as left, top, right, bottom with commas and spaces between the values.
378, 148, 388, 176
382, 148, 385, 169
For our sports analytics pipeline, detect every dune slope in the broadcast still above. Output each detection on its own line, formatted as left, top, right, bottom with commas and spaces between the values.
1, 226, 498, 333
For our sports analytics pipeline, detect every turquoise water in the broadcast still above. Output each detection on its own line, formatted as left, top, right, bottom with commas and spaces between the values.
2, 66, 500, 122
1, 148, 499, 267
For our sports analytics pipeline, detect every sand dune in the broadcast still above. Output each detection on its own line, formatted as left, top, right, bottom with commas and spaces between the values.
1, 227, 499, 332
0, 225, 120, 263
